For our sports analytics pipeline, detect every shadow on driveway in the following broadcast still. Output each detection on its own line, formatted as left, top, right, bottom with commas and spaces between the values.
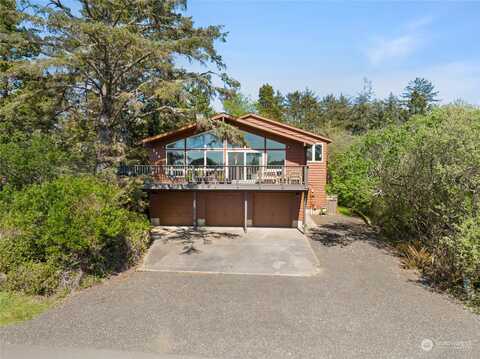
143, 227, 319, 277
308, 214, 391, 251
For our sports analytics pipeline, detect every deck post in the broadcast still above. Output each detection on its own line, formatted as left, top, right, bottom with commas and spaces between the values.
303, 190, 308, 232
193, 191, 197, 229
244, 191, 248, 233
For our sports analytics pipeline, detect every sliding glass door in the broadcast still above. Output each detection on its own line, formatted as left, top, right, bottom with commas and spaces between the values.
227, 151, 262, 182
228, 152, 245, 180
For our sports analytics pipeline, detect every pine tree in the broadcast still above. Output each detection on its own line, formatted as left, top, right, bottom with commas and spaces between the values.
402, 77, 439, 116
222, 91, 256, 117
284, 89, 319, 131
12, 0, 236, 170
257, 83, 284, 121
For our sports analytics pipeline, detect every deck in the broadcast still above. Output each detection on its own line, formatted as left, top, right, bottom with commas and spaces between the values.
118, 165, 309, 191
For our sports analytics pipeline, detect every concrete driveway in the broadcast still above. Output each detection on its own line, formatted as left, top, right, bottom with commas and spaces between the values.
141, 227, 319, 276
1, 216, 479, 359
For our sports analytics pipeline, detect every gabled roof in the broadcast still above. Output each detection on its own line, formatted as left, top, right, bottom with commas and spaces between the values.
141, 113, 332, 145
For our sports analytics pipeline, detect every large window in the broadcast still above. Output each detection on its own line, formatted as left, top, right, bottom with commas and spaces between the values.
186, 131, 222, 148
267, 150, 285, 166
167, 131, 224, 166
227, 131, 286, 150
166, 150, 185, 166
166, 139, 185, 149
244, 132, 264, 149
206, 151, 224, 166
266, 138, 286, 149
306, 143, 323, 162
187, 150, 204, 166
166, 130, 288, 167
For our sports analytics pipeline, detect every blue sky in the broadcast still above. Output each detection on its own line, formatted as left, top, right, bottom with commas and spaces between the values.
184, 0, 480, 105
57, 1, 480, 105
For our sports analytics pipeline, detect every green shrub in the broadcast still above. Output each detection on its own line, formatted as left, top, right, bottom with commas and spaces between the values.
3, 262, 60, 296
0, 175, 150, 295
0, 132, 70, 190
329, 105, 480, 298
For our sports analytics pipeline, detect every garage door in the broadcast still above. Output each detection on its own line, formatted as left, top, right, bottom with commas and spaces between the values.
150, 192, 192, 225
253, 192, 293, 227
205, 192, 243, 226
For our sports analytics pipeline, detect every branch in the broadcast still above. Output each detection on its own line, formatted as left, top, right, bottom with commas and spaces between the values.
49, 0, 74, 18
112, 52, 152, 86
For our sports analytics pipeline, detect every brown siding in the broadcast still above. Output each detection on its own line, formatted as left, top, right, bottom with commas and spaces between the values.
307, 142, 328, 210
285, 141, 305, 166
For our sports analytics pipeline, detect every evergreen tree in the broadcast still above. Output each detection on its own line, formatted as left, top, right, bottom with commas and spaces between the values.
284, 89, 319, 131
383, 93, 406, 125
222, 91, 256, 116
348, 78, 375, 134
257, 83, 284, 120
402, 77, 439, 116
318, 94, 351, 130
11, 0, 236, 170
0, 0, 61, 141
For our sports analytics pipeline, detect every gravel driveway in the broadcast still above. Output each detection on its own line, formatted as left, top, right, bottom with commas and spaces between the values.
1, 216, 479, 359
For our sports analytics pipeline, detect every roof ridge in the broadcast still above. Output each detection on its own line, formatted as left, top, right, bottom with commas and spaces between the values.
238, 113, 332, 143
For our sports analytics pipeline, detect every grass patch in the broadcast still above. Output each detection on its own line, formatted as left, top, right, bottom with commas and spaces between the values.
0, 291, 53, 326
337, 206, 354, 217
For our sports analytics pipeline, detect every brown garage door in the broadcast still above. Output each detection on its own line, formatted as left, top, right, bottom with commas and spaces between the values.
150, 191, 192, 225
253, 192, 293, 227
205, 192, 243, 226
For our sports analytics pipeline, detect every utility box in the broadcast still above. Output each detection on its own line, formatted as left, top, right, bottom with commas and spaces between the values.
326, 195, 338, 216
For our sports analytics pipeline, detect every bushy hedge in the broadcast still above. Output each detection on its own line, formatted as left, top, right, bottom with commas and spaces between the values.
329, 106, 480, 298
0, 132, 70, 190
0, 176, 150, 295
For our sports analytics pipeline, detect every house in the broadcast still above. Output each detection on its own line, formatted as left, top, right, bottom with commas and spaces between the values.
125, 113, 331, 229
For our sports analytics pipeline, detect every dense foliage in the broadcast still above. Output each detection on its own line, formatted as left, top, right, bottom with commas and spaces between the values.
0, 176, 150, 295
0, 133, 70, 189
329, 106, 480, 299
2, 0, 237, 172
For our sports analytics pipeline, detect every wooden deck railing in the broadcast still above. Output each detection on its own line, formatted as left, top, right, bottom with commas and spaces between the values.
118, 165, 308, 186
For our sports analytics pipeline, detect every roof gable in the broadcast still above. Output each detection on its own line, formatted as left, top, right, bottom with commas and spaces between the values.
141, 113, 332, 145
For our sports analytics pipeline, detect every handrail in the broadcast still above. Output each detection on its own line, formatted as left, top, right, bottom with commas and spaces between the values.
118, 164, 308, 186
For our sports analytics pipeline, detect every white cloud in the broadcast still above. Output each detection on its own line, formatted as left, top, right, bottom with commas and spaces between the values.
366, 16, 433, 65
367, 35, 417, 65
405, 16, 433, 31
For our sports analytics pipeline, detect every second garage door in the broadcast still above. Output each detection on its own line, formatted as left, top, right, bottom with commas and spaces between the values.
205, 192, 243, 226
253, 192, 293, 227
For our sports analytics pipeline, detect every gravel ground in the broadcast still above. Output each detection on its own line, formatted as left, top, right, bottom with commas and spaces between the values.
1, 216, 479, 359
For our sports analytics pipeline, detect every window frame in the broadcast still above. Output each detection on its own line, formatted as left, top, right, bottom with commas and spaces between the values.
306, 143, 324, 163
